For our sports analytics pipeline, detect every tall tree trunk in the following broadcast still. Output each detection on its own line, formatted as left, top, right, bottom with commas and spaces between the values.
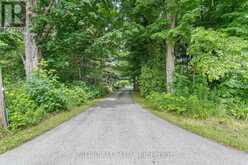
165, 15, 176, 94
24, 0, 41, 79
0, 68, 8, 128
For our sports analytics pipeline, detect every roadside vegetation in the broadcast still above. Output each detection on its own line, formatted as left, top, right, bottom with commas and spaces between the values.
123, 0, 248, 151
1, 0, 248, 153
0, 1, 121, 151
0, 100, 100, 154
134, 94, 248, 152
5, 64, 110, 130
123, 0, 248, 122
0, 62, 111, 152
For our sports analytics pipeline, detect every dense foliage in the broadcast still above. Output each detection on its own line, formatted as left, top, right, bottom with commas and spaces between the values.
5, 67, 109, 130
118, 0, 248, 120
0, 1, 116, 130
1, 0, 248, 130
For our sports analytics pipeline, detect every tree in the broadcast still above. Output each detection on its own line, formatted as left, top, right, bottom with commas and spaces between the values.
24, 0, 41, 79
0, 67, 8, 128
165, 0, 177, 93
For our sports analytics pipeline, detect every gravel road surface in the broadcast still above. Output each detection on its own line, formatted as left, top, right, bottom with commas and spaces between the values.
0, 90, 248, 165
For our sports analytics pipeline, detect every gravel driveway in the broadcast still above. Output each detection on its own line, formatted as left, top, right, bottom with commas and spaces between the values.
0, 90, 248, 165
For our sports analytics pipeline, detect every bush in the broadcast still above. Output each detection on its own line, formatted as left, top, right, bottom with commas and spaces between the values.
4, 67, 110, 130
88, 84, 110, 98
146, 92, 187, 114
139, 66, 165, 97
62, 85, 89, 107
228, 102, 248, 120
146, 92, 219, 119
5, 85, 46, 130
26, 77, 67, 113
186, 95, 210, 119
69, 81, 110, 99
231, 108, 248, 120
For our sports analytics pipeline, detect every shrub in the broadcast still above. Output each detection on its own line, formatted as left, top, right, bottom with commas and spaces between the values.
88, 84, 110, 98
26, 77, 67, 113
174, 73, 191, 97
61, 81, 110, 107
4, 69, 110, 130
186, 95, 209, 119
146, 92, 186, 114
139, 66, 165, 97
146, 92, 219, 119
68, 81, 109, 99
5, 85, 46, 130
231, 108, 248, 120
228, 102, 248, 120
62, 85, 89, 107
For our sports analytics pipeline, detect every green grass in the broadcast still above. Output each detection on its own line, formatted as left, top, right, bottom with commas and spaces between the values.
0, 99, 101, 154
133, 93, 248, 153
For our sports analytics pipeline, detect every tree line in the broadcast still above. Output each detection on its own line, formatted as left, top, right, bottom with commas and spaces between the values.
0, 0, 248, 128
0, 0, 120, 129
119, 0, 248, 119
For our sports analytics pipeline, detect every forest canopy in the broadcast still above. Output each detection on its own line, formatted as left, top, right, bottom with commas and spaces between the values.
1, 0, 248, 129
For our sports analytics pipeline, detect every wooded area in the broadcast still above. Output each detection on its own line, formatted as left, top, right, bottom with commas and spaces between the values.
0, 0, 248, 130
